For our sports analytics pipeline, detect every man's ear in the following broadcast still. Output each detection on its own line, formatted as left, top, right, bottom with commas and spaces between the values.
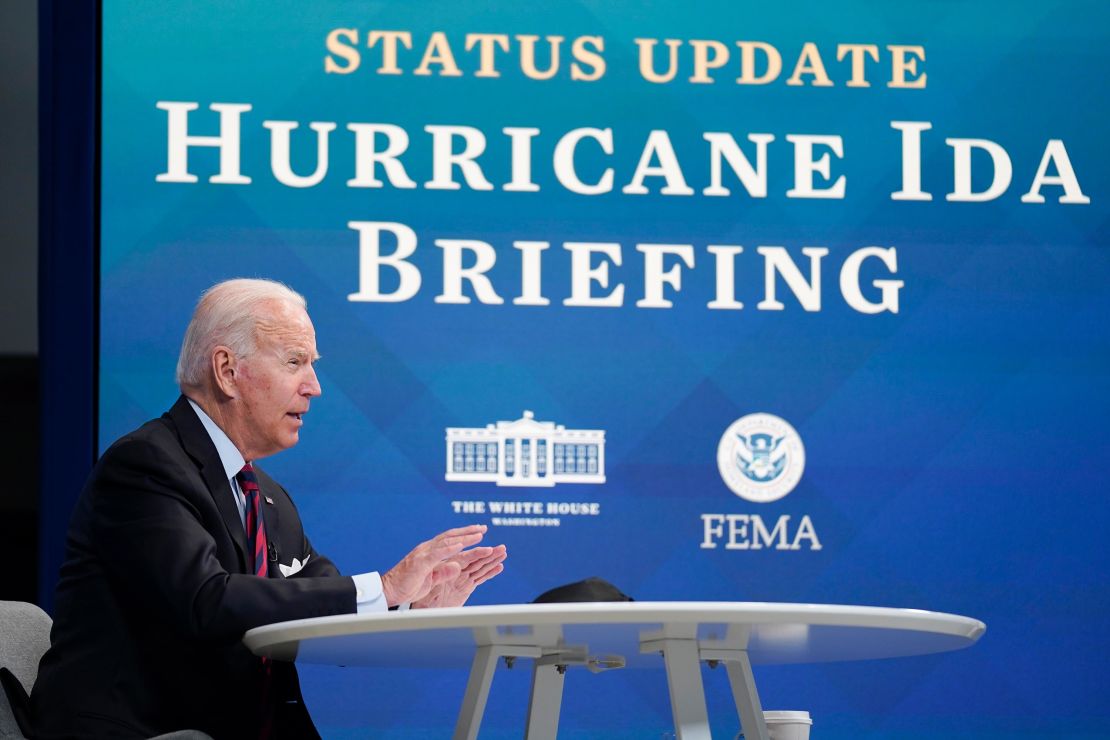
211, 346, 239, 398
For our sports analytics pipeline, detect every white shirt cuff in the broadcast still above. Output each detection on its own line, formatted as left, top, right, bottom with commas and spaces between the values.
352, 572, 411, 612
352, 572, 386, 613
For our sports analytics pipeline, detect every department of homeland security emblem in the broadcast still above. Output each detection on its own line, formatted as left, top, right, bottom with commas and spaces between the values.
716, 413, 805, 503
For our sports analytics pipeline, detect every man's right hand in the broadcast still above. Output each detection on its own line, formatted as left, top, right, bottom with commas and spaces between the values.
380, 525, 489, 607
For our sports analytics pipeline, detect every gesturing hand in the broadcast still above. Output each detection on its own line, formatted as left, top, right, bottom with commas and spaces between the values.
380, 525, 493, 607
412, 544, 507, 609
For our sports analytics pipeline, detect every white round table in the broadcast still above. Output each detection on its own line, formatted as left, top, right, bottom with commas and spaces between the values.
245, 602, 985, 739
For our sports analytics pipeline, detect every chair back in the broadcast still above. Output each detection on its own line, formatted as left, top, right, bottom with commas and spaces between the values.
0, 601, 51, 738
0, 601, 52, 694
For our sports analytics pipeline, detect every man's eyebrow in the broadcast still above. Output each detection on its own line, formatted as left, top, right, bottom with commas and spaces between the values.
286, 348, 321, 362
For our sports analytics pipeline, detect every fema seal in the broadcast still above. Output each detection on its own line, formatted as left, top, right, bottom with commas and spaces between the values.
717, 413, 805, 503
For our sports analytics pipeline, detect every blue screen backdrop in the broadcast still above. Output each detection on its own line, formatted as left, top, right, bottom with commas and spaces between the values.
98, 2, 1109, 737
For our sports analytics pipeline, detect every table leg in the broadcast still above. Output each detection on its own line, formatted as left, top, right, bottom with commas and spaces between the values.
453, 645, 499, 740
657, 639, 711, 740
524, 661, 566, 740
723, 653, 769, 740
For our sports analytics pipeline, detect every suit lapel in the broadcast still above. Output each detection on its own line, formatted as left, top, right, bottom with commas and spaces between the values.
166, 396, 250, 571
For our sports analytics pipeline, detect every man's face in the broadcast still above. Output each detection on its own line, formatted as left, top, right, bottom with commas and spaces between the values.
233, 301, 322, 460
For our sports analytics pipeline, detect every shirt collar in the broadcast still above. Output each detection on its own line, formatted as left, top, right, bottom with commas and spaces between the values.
186, 397, 247, 482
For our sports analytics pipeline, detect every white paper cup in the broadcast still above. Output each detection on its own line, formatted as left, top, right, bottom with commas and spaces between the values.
737, 711, 814, 739
763, 710, 812, 740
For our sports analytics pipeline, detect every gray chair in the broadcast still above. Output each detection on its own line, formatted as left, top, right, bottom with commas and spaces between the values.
0, 600, 50, 739
0, 601, 51, 698
0, 600, 213, 740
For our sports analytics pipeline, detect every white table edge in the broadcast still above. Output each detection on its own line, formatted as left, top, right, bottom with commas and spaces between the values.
244, 601, 986, 654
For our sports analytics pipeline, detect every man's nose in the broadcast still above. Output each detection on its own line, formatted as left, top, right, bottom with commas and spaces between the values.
302, 365, 322, 397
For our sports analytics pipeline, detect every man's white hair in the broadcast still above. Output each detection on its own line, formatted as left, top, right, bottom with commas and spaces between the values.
176, 278, 307, 391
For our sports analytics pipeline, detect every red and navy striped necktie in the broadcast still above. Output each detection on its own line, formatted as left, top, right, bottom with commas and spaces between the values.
236, 463, 274, 739
235, 463, 269, 578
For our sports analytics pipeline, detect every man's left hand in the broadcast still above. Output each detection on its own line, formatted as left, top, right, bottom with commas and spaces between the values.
412, 544, 507, 609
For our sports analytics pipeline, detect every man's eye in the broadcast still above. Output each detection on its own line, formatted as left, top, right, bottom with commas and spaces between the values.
288, 359, 300, 367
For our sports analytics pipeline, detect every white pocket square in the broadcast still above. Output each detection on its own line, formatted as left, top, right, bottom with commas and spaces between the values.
279, 555, 310, 577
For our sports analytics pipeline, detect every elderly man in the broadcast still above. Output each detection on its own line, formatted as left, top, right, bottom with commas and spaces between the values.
31, 279, 506, 739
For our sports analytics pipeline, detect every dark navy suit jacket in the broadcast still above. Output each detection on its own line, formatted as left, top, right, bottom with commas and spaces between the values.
32, 396, 356, 739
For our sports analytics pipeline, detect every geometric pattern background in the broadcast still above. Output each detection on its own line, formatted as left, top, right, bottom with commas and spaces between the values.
99, 2, 1109, 736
